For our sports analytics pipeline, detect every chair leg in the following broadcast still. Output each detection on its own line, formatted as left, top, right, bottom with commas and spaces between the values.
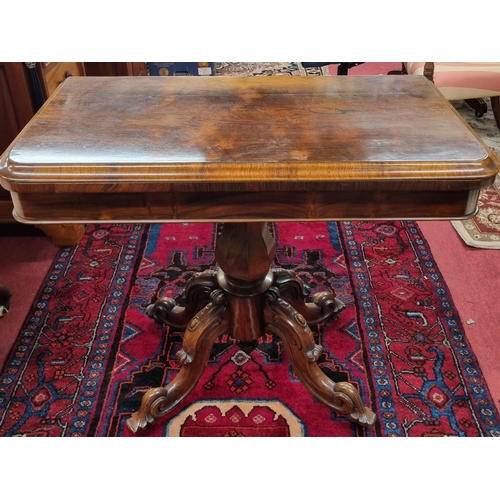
464, 98, 488, 118
387, 63, 407, 75
490, 96, 500, 129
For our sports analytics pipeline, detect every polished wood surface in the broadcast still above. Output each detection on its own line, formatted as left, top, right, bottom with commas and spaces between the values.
1, 75, 498, 432
1, 76, 498, 224
0, 62, 85, 242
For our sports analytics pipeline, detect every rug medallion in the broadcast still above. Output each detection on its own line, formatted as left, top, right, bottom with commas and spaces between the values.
0, 222, 498, 437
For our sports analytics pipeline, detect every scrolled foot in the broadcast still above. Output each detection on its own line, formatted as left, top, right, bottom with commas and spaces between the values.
147, 269, 219, 329
147, 297, 177, 324
272, 268, 345, 325
127, 289, 229, 433
311, 291, 345, 322
127, 387, 170, 433
264, 288, 376, 428
331, 381, 377, 427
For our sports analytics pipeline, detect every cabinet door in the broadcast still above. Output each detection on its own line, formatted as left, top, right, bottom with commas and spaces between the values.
128, 62, 148, 76
0, 62, 34, 156
0, 62, 87, 235
84, 62, 148, 76
0, 62, 34, 218
40, 62, 86, 97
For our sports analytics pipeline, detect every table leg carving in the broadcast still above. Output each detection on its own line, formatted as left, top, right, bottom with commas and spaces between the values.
129, 222, 376, 432
273, 268, 345, 325
264, 287, 376, 427
146, 269, 218, 329
127, 289, 229, 433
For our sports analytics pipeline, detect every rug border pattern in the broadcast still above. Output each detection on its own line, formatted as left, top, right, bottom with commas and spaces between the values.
342, 220, 500, 436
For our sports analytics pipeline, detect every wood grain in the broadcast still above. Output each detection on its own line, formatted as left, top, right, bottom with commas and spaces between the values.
10, 189, 480, 222
1, 75, 498, 223
40, 62, 85, 98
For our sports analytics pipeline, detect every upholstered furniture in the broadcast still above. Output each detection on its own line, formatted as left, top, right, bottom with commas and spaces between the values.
391, 62, 500, 128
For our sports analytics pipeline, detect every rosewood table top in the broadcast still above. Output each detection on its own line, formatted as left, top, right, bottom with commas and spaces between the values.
2, 75, 499, 432
1, 75, 498, 223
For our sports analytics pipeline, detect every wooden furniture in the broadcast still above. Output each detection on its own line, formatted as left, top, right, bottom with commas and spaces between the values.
0, 63, 33, 221
301, 62, 364, 74
37, 62, 86, 100
1, 76, 498, 432
0, 62, 86, 161
0, 62, 86, 244
84, 62, 148, 77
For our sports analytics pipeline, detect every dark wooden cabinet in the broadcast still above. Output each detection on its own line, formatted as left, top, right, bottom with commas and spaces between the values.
0, 63, 35, 220
0, 63, 34, 153
84, 62, 148, 77
1, 62, 147, 241
0, 62, 86, 240
39, 62, 86, 97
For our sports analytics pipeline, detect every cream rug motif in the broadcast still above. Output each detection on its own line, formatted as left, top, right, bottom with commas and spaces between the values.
451, 99, 500, 248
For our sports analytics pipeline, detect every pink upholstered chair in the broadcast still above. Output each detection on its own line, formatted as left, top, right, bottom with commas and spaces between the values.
390, 62, 500, 128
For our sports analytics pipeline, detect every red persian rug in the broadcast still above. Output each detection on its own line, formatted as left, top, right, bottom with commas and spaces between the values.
0, 222, 499, 437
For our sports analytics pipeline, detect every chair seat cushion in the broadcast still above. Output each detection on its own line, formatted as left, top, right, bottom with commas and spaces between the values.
406, 62, 500, 100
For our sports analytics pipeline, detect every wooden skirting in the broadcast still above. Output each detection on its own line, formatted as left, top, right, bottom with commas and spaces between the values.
0, 200, 14, 222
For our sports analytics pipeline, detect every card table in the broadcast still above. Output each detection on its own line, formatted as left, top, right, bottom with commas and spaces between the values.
1, 76, 498, 432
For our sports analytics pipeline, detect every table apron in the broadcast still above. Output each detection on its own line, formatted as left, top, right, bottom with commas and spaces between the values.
10, 188, 480, 223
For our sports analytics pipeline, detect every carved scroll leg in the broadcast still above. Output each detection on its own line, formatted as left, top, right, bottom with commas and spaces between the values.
264, 287, 376, 427
127, 290, 229, 433
273, 268, 345, 325
146, 269, 219, 329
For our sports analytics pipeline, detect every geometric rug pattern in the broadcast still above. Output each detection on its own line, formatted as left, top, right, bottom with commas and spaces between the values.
1, 221, 498, 436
